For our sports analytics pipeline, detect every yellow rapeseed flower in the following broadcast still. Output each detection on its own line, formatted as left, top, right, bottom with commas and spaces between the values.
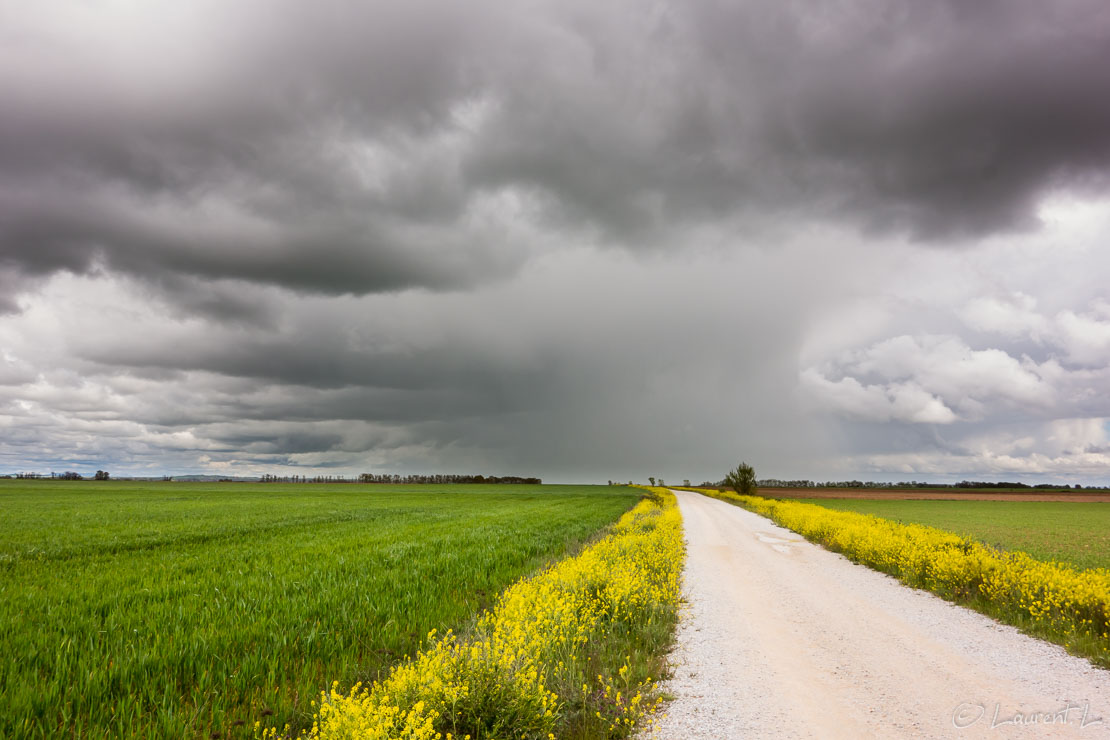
281, 489, 684, 740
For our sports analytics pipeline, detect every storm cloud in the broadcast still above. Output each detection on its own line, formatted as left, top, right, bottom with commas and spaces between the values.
3, 0, 1110, 482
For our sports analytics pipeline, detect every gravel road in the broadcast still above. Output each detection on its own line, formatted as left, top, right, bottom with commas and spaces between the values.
648, 490, 1109, 739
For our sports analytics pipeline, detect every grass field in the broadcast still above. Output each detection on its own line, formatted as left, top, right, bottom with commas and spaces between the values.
797, 498, 1110, 571
0, 480, 640, 739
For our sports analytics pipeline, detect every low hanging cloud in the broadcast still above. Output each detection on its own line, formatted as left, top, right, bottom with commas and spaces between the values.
802, 335, 1053, 424
843, 417, 1110, 479
962, 294, 1110, 366
798, 239, 1110, 479
800, 371, 957, 424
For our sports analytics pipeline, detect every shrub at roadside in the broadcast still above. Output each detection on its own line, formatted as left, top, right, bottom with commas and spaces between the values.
698, 489, 1110, 668
267, 488, 683, 739
723, 462, 757, 497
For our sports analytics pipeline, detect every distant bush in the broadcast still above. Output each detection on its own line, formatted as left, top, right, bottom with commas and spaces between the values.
724, 462, 757, 496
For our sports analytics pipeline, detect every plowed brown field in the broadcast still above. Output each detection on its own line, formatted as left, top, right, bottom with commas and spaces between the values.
729, 487, 1110, 502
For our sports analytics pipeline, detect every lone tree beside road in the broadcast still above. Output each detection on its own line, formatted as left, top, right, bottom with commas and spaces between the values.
725, 462, 757, 496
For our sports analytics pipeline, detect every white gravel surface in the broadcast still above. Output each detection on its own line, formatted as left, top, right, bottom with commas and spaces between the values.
647, 490, 1109, 739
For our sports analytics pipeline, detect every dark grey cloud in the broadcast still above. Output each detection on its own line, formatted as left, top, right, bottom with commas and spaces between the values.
4, 0, 1110, 315
0, 0, 514, 311
0, 242, 839, 481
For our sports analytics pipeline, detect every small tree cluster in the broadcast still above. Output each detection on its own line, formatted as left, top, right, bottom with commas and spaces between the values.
356, 473, 542, 484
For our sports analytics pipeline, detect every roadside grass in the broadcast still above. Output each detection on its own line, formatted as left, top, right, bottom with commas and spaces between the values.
794, 498, 1110, 571
290, 487, 683, 740
0, 480, 640, 739
691, 488, 1110, 669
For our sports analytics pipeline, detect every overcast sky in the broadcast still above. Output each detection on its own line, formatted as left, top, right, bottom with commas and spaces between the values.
3, 0, 1110, 483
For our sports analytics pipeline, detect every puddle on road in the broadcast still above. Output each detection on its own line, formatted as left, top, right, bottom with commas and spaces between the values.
756, 532, 804, 554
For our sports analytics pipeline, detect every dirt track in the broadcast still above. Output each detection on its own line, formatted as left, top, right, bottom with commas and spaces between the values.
650, 490, 1108, 739
738, 488, 1110, 503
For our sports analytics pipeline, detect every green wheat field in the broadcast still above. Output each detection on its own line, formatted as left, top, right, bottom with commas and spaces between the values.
0, 480, 640, 739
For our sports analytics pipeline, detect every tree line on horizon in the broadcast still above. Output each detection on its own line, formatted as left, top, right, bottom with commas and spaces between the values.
747, 478, 1103, 490
257, 473, 543, 485
9, 470, 110, 481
